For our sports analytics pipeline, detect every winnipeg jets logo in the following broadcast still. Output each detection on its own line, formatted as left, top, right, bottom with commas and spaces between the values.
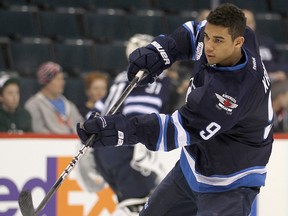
215, 93, 238, 114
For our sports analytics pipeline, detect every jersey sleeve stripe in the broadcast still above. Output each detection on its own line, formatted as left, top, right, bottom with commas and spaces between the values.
155, 111, 191, 151
183, 21, 196, 60
195, 20, 206, 39
155, 114, 170, 151
163, 115, 169, 151
172, 111, 190, 147
156, 114, 165, 151
170, 116, 179, 149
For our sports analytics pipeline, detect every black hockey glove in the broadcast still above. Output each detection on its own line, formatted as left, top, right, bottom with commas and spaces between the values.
76, 112, 136, 148
127, 36, 176, 85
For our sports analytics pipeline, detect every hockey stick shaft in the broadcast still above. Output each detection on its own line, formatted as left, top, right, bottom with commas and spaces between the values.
19, 70, 146, 216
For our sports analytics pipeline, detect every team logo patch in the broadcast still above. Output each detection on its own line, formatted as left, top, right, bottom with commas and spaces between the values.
215, 93, 238, 114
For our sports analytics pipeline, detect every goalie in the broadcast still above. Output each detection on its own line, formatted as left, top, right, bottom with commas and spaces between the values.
76, 34, 176, 216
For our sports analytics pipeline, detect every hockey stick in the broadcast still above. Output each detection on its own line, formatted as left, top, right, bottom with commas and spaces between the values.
18, 70, 147, 216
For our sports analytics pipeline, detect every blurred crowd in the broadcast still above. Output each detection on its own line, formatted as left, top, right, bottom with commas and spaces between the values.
1, 8, 287, 134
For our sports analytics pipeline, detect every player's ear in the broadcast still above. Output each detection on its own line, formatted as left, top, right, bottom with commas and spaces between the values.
234, 36, 245, 48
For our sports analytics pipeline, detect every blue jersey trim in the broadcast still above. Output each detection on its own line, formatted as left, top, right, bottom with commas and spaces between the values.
170, 116, 179, 149
163, 115, 169, 151
210, 48, 248, 72
180, 150, 266, 192
156, 114, 163, 151
196, 22, 202, 34
177, 111, 191, 145
183, 21, 196, 60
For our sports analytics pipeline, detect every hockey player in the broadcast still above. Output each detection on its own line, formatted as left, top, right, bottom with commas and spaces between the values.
77, 4, 273, 216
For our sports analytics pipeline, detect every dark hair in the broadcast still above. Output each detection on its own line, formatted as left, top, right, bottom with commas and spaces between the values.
207, 3, 246, 40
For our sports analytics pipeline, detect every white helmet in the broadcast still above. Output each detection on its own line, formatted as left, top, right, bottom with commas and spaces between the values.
126, 34, 154, 59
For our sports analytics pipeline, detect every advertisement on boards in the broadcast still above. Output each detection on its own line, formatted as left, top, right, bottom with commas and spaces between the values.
0, 134, 287, 216
0, 136, 116, 216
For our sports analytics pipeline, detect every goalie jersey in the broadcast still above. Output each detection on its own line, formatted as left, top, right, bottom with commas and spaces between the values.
101, 71, 174, 117
129, 21, 274, 193
92, 70, 175, 201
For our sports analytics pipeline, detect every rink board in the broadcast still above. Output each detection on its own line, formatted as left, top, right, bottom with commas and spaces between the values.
0, 134, 287, 216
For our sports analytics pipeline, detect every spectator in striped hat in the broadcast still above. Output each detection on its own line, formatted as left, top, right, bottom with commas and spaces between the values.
25, 61, 83, 134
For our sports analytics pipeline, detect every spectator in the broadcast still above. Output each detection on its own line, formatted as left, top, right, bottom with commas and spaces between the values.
25, 61, 83, 134
243, 9, 288, 83
0, 72, 32, 133
79, 71, 109, 118
271, 79, 288, 132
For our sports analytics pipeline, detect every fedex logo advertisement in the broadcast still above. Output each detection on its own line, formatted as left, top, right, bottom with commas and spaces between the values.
0, 137, 116, 216
1, 135, 288, 216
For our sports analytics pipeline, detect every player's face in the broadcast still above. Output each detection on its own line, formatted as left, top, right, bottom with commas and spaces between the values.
204, 23, 244, 66
0, 83, 20, 112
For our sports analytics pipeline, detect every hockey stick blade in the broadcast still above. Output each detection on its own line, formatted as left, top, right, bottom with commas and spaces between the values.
18, 190, 36, 216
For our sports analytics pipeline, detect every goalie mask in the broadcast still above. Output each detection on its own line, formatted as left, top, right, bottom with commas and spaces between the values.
126, 34, 154, 59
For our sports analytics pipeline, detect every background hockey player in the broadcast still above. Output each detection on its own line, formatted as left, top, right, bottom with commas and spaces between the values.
77, 34, 177, 215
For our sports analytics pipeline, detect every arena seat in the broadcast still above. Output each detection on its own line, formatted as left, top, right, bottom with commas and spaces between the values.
220, 0, 270, 12
10, 37, 53, 76
38, 10, 83, 40
1, 0, 28, 6
53, 39, 97, 76
270, 0, 287, 15
19, 77, 40, 103
64, 78, 86, 107
0, 49, 6, 70
92, 0, 152, 11
164, 12, 198, 34
30, 0, 88, 8
256, 14, 288, 43
153, 0, 210, 13
0, 9, 39, 38
127, 10, 166, 37
94, 42, 127, 76
0, 37, 10, 70
83, 10, 129, 42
